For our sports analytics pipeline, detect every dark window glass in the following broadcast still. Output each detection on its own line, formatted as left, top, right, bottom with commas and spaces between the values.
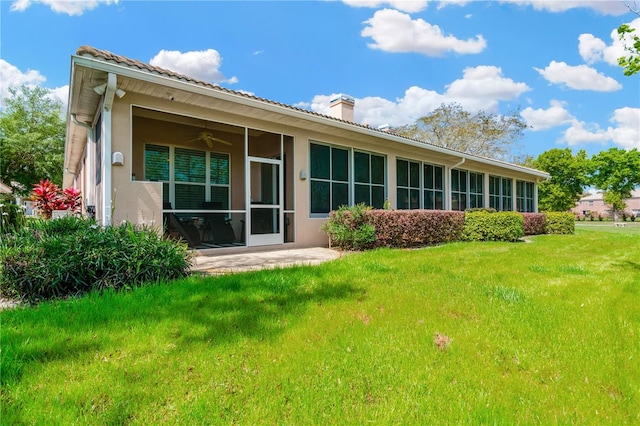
372, 186, 385, 209
332, 182, 349, 209
354, 184, 370, 205
354, 151, 370, 183
310, 144, 330, 179
371, 155, 385, 185
397, 160, 408, 187
397, 188, 409, 209
332, 148, 349, 182
311, 180, 330, 213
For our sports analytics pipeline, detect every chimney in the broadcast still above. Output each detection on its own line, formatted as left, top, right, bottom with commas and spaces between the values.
329, 94, 355, 122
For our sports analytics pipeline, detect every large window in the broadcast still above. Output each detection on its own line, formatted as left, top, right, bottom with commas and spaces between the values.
516, 180, 535, 212
451, 169, 484, 211
144, 144, 230, 210
396, 159, 444, 210
489, 175, 513, 211
310, 142, 386, 215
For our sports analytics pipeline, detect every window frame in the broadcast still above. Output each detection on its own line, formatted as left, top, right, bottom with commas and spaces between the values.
396, 158, 445, 210
516, 180, 535, 213
309, 141, 387, 217
451, 169, 484, 211
144, 143, 231, 211
489, 175, 513, 211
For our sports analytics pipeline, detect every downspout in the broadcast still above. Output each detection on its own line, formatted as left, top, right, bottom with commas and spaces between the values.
101, 73, 117, 226
447, 157, 465, 210
71, 114, 94, 210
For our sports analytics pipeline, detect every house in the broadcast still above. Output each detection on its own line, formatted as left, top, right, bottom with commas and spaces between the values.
0, 182, 12, 194
572, 190, 640, 218
64, 46, 549, 251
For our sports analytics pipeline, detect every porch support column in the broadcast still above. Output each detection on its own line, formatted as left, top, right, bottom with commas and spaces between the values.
100, 72, 117, 226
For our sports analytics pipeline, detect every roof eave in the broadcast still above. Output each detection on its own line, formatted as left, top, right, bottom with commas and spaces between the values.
71, 52, 550, 180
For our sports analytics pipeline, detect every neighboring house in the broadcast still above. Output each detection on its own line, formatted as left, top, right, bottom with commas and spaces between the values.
572, 190, 640, 218
64, 46, 549, 251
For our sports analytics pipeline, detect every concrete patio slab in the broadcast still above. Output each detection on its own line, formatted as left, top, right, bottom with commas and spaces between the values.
191, 247, 343, 275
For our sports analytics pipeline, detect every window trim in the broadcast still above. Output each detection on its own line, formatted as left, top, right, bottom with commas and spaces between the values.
309, 141, 387, 218
451, 168, 484, 211
396, 157, 445, 210
144, 142, 231, 211
489, 175, 513, 211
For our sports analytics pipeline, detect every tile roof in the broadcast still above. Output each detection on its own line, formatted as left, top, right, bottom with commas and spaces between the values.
74, 46, 547, 176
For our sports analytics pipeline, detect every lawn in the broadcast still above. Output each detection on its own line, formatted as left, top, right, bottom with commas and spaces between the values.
1, 227, 639, 424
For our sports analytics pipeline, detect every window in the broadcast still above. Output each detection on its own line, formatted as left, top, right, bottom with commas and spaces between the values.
489, 175, 513, 211
144, 144, 230, 210
451, 169, 484, 211
310, 143, 349, 214
354, 151, 386, 209
397, 159, 420, 209
396, 159, 444, 210
310, 142, 386, 215
424, 164, 444, 210
516, 180, 535, 212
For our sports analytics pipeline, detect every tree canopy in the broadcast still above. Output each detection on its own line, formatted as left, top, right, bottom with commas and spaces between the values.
395, 103, 528, 161
590, 148, 640, 217
0, 85, 66, 196
533, 148, 591, 212
617, 2, 640, 76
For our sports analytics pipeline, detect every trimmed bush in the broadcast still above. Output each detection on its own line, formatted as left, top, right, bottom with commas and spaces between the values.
321, 204, 376, 251
522, 213, 546, 235
545, 212, 575, 234
370, 210, 465, 248
463, 211, 524, 242
0, 216, 192, 303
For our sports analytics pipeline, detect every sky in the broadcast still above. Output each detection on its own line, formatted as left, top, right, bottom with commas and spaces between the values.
1, 0, 639, 159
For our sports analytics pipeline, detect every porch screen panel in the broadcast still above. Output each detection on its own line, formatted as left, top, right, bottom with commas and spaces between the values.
210, 152, 230, 210
174, 148, 206, 209
145, 144, 170, 205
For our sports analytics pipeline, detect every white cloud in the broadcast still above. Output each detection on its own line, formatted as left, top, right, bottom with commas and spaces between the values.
521, 100, 574, 131
563, 108, 640, 149
10, 0, 118, 16
305, 65, 529, 127
342, 0, 428, 13
361, 9, 486, 56
608, 107, 640, 150
0, 59, 68, 113
534, 61, 622, 92
500, 0, 629, 15
149, 49, 238, 84
579, 18, 640, 66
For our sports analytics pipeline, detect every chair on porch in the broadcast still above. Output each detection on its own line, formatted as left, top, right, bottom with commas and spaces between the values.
202, 202, 236, 245
163, 202, 202, 248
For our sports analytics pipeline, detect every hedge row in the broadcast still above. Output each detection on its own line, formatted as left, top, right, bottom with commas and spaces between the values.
323, 206, 574, 251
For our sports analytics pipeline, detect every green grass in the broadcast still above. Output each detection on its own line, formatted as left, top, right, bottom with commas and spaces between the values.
2, 227, 639, 424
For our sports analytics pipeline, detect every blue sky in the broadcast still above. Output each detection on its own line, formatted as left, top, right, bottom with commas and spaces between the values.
1, 0, 639, 158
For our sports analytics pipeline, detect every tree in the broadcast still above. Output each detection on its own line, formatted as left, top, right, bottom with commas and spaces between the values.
0, 85, 65, 196
617, 1, 640, 76
618, 23, 640, 76
590, 148, 640, 220
533, 148, 592, 212
395, 103, 529, 161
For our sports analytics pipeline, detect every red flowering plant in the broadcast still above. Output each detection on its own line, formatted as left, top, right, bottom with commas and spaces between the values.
31, 179, 82, 219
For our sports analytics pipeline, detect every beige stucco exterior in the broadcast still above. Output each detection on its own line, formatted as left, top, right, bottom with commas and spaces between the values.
64, 47, 549, 253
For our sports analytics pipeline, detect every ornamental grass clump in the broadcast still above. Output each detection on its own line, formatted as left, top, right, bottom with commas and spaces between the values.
0, 216, 192, 303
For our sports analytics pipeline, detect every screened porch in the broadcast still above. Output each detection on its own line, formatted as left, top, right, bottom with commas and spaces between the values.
131, 107, 294, 249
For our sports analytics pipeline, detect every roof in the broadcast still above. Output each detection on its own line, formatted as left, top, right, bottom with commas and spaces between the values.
0, 181, 12, 194
580, 190, 640, 201
64, 46, 549, 186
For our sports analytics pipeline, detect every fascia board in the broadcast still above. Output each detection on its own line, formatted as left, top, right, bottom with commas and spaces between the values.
72, 54, 550, 180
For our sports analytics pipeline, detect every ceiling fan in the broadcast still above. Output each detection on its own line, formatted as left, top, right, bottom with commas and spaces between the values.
188, 131, 233, 148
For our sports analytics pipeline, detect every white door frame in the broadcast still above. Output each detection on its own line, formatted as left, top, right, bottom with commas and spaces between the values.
246, 156, 283, 246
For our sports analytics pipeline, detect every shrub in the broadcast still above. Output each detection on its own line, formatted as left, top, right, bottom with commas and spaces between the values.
370, 210, 465, 248
545, 212, 575, 234
463, 211, 524, 242
0, 216, 192, 303
522, 213, 546, 235
321, 204, 376, 251
31, 180, 81, 219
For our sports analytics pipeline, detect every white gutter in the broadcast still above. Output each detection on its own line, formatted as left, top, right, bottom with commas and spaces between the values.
447, 157, 466, 210
71, 54, 549, 180
71, 114, 94, 207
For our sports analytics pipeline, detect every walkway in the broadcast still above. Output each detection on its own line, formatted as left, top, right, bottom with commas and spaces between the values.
192, 247, 343, 275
